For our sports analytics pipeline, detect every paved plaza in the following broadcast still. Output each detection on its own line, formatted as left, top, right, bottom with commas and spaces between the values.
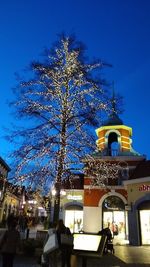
0, 226, 150, 266
0, 245, 149, 267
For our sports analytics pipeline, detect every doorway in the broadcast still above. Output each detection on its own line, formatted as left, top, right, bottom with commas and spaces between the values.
64, 205, 83, 233
102, 195, 128, 243
139, 210, 150, 244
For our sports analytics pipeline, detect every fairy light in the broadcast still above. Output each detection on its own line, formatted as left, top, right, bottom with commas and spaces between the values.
84, 155, 120, 189
8, 35, 113, 215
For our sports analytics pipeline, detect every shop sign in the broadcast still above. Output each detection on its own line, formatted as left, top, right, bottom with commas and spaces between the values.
67, 194, 83, 201
139, 184, 150, 192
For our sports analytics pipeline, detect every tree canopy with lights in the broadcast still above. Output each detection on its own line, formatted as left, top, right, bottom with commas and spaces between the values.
7, 34, 115, 221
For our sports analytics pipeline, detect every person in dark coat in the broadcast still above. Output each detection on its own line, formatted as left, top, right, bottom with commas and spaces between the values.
56, 219, 73, 267
1, 216, 20, 267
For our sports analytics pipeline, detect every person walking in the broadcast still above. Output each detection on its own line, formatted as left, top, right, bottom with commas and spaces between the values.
56, 219, 73, 267
0, 216, 20, 267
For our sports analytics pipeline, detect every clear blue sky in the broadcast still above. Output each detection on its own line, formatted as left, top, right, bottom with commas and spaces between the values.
1, 0, 150, 165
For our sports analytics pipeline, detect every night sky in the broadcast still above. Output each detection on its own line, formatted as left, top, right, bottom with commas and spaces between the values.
1, 0, 150, 164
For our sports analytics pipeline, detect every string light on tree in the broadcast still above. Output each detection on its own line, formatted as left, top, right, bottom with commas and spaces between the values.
7, 34, 122, 223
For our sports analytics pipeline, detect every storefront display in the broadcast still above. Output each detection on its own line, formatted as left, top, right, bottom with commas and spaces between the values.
140, 210, 150, 245
65, 209, 83, 233
102, 195, 127, 243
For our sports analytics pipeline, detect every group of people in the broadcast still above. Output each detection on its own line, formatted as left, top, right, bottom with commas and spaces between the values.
0, 213, 36, 267
0, 215, 73, 267
0, 215, 115, 267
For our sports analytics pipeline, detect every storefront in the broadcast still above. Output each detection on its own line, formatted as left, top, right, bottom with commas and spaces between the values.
83, 186, 128, 245
124, 177, 150, 245
2, 192, 20, 222
59, 190, 84, 233
102, 195, 128, 242
65, 204, 83, 233
138, 201, 150, 244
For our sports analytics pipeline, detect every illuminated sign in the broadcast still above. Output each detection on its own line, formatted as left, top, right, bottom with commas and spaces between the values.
73, 234, 101, 251
67, 194, 83, 201
139, 184, 150, 192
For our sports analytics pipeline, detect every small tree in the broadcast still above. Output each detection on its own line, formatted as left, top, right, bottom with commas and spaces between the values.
7, 34, 113, 223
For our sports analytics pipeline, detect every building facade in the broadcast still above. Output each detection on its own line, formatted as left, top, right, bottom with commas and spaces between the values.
124, 161, 150, 245
50, 111, 150, 246
83, 112, 145, 244
51, 174, 84, 233
0, 156, 11, 222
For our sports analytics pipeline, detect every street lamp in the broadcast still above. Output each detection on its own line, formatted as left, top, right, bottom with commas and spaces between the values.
51, 186, 66, 197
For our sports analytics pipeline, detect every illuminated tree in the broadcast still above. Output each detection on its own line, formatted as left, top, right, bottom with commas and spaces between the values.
7, 34, 113, 223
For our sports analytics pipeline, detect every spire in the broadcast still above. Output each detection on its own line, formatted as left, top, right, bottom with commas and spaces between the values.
111, 81, 117, 116
102, 82, 123, 126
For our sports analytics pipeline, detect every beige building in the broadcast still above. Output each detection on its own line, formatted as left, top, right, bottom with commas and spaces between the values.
124, 160, 150, 245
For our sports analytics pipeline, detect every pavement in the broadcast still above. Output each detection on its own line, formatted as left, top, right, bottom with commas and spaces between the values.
73, 245, 150, 267
0, 225, 150, 266
0, 245, 149, 267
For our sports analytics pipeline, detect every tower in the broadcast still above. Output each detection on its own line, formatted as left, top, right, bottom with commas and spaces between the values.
83, 93, 146, 240
96, 114, 132, 156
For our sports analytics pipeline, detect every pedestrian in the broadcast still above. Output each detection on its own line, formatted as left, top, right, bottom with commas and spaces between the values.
56, 219, 73, 267
42, 223, 58, 267
0, 216, 20, 267
98, 224, 114, 254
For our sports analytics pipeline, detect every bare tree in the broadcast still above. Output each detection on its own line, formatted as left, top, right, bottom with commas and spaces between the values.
7, 34, 113, 222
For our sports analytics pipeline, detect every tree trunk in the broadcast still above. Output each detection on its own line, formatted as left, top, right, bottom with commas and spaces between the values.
53, 188, 60, 224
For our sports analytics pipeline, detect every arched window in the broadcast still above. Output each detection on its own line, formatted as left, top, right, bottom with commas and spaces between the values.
108, 132, 119, 156
102, 196, 125, 211
102, 196, 126, 239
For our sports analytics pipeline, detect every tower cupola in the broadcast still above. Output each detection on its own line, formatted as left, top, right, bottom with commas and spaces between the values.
96, 120, 132, 156
95, 90, 133, 156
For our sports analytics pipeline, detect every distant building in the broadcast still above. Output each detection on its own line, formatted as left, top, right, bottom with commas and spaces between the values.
0, 156, 11, 221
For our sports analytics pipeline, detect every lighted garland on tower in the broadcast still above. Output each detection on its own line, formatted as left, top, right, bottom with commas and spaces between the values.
84, 155, 120, 189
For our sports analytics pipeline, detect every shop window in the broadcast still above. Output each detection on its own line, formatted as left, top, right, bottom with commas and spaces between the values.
65, 205, 83, 233
102, 196, 126, 241
102, 196, 125, 211
139, 210, 150, 245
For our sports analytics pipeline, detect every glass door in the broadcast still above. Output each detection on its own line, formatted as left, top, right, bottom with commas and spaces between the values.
103, 210, 126, 243
65, 210, 83, 233
140, 210, 150, 244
